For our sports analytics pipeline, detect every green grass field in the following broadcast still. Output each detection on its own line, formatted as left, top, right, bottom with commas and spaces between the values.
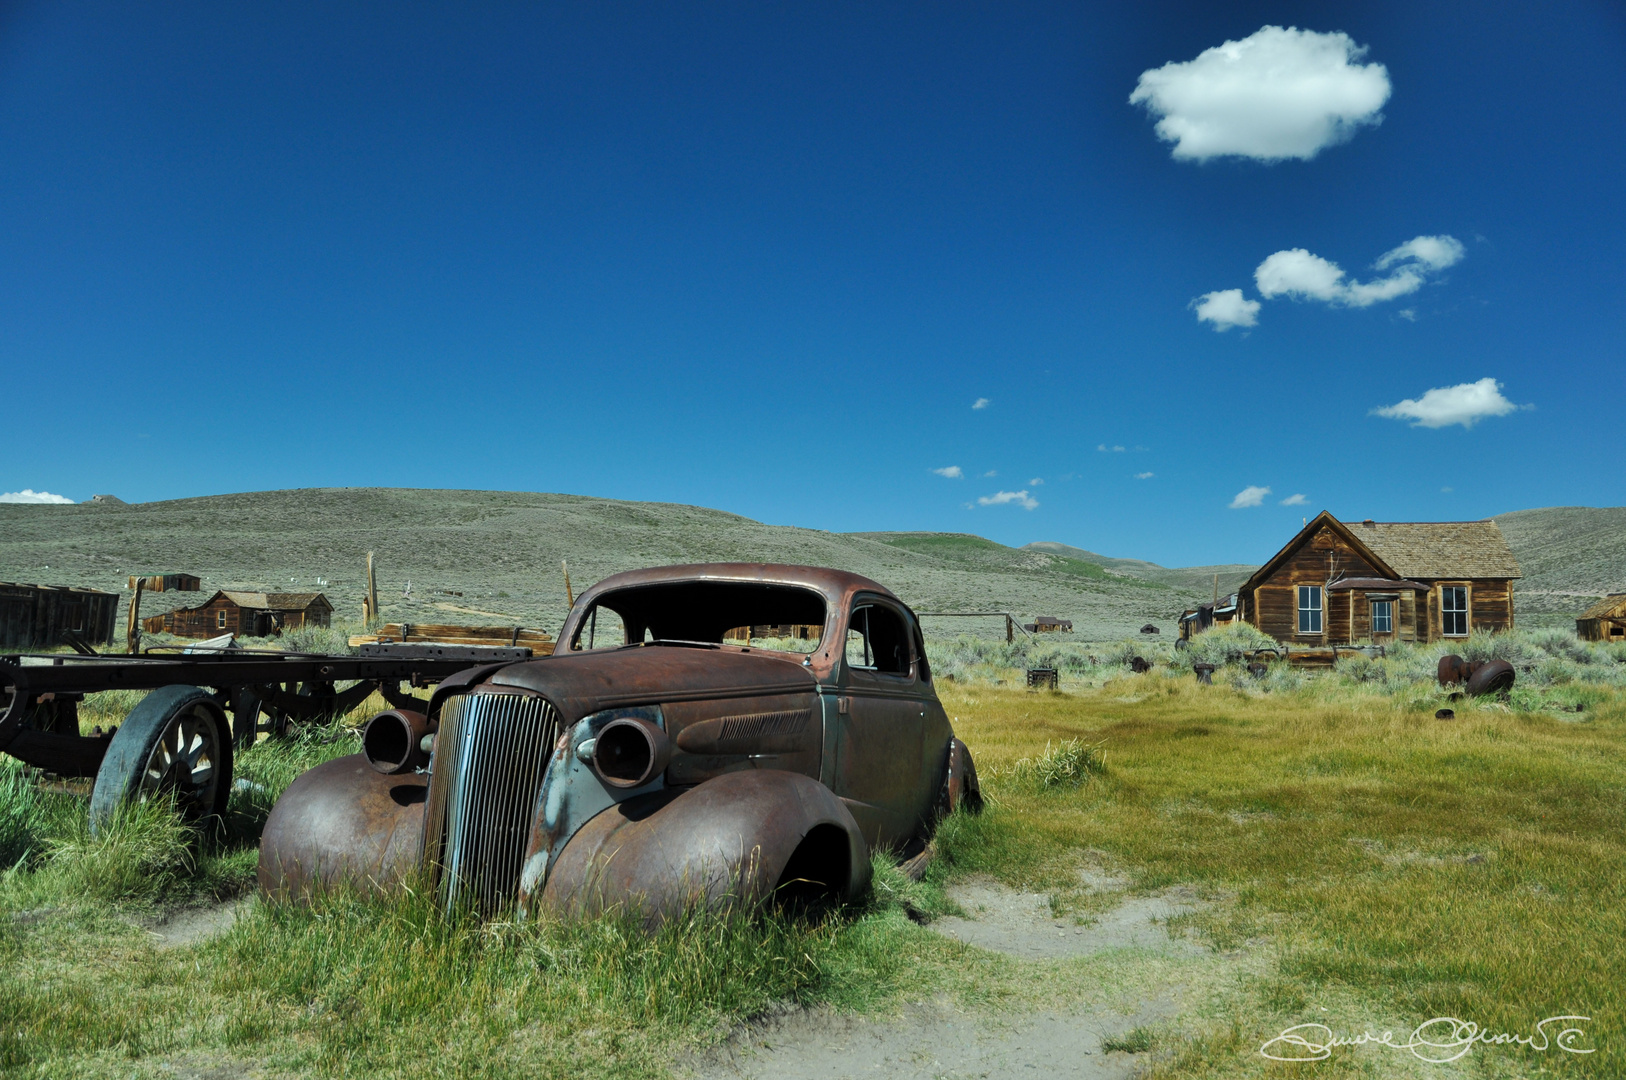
3, 637, 1623, 1077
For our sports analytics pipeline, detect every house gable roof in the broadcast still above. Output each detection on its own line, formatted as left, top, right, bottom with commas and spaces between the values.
1580, 594, 1626, 620
1346, 520, 1522, 580
1241, 511, 1399, 594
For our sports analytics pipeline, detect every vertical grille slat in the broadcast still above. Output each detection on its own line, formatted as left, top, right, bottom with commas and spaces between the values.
424, 693, 560, 914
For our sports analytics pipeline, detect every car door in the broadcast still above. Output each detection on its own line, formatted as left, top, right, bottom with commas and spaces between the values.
830, 598, 929, 848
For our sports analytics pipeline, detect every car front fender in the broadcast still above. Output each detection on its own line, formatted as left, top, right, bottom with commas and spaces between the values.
257, 754, 428, 900
533, 768, 870, 920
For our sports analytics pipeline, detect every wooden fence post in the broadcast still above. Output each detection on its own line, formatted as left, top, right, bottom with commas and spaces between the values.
127, 577, 145, 654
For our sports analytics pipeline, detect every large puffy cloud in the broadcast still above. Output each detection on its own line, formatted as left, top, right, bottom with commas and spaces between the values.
1372, 378, 1518, 429
977, 490, 1039, 511
1, 489, 74, 504
1130, 26, 1390, 162
1191, 288, 1260, 331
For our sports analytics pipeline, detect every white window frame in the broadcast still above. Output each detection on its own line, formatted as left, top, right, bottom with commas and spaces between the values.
1371, 599, 1393, 635
1297, 585, 1323, 634
1441, 585, 1469, 637
217, 609, 228, 629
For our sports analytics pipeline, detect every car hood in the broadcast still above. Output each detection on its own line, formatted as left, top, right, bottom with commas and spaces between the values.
483, 645, 820, 725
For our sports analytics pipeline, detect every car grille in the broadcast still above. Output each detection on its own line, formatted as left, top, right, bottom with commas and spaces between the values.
423, 691, 561, 913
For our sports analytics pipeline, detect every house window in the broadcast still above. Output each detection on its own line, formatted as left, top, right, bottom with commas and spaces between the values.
1441, 586, 1468, 636
1372, 600, 1392, 634
217, 609, 228, 629
1297, 586, 1322, 634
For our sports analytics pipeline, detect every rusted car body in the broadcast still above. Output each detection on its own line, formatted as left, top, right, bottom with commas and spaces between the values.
260, 564, 981, 917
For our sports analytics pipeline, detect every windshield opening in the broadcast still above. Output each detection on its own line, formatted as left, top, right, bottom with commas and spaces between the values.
569, 581, 827, 654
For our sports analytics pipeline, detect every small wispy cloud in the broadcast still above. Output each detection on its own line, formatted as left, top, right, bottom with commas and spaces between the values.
982, 469, 998, 478
1135, 472, 1155, 480
977, 490, 1039, 511
1229, 485, 1271, 509
1097, 444, 1126, 453
1279, 493, 1307, 506
931, 466, 963, 478
1, 489, 74, 504
1372, 377, 1519, 429
1191, 288, 1260, 332
972, 398, 990, 410
1028, 477, 1044, 486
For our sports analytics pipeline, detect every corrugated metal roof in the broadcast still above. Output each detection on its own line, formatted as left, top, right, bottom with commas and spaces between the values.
1343, 520, 1522, 580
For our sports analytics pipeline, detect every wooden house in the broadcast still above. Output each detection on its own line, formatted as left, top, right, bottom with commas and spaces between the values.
1178, 594, 1238, 640
127, 573, 201, 593
0, 581, 121, 649
1024, 616, 1074, 633
144, 591, 332, 639
1577, 595, 1626, 642
1234, 512, 1520, 646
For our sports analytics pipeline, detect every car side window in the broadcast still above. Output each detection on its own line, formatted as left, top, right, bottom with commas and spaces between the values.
569, 604, 628, 650
846, 603, 912, 676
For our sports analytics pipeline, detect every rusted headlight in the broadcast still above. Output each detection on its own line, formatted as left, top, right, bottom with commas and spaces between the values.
363, 709, 433, 774
591, 717, 672, 788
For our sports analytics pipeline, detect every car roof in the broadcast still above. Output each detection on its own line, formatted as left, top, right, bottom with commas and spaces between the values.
576, 563, 899, 608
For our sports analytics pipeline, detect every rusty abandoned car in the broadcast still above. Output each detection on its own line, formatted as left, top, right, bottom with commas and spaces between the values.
258, 564, 984, 917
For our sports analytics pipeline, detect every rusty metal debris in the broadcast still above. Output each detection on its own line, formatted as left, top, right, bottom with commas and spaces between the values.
1436, 654, 1516, 696
259, 564, 983, 921
1130, 656, 1152, 673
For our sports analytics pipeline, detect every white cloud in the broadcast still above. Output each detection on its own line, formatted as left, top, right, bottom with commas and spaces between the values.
1371, 377, 1519, 429
971, 398, 990, 410
1028, 477, 1043, 486
931, 466, 963, 478
1129, 25, 1390, 162
1, 489, 74, 504
977, 490, 1040, 511
1229, 485, 1271, 509
1191, 288, 1260, 332
1135, 472, 1155, 480
1254, 235, 1464, 310
1280, 493, 1308, 506
982, 469, 998, 478
1097, 444, 1126, 453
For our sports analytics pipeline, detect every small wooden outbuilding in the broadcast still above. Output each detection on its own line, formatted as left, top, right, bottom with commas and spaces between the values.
144, 591, 332, 639
0, 582, 120, 649
127, 573, 201, 593
1023, 616, 1073, 633
1577, 594, 1626, 642
1235, 511, 1520, 646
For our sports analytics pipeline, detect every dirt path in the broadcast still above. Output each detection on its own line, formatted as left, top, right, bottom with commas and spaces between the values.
689, 874, 1240, 1080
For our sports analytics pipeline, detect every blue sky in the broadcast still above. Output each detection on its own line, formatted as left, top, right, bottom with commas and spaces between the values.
2, 2, 1622, 567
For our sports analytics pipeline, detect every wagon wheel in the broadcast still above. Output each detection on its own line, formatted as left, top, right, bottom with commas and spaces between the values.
89, 685, 232, 835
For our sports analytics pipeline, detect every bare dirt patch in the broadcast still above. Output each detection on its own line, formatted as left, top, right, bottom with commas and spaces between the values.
689, 876, 1236, 1079
137, 898, 250, 950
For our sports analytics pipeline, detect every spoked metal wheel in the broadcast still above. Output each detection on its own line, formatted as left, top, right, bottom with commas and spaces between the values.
90, 685, 233, 834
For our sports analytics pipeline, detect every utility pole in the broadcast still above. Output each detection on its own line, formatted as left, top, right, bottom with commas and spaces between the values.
365, 551, 379, 626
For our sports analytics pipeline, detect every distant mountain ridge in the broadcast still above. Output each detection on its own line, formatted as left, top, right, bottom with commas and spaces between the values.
1023, 541, 1255, 597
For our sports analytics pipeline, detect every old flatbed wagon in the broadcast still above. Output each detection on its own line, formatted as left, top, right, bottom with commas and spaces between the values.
0, 644, 525, 830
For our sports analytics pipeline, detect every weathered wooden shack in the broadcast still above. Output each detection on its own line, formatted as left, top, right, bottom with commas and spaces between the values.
1023, 616, 1073, 633
1235, 512, 1520, 646
1577, 594, 1626, 642
0, 582, 120, 649
143, 591, 332, 638
127, 573, 201, 593
1178, 594, 1238, 640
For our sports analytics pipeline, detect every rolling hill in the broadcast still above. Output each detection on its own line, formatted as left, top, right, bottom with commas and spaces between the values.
0, 489, 1210, 642
4, 491, 1619, 643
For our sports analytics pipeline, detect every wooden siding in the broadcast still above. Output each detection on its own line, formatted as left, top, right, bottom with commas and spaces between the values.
0, 582, 120, 649
1239, 522, 1517, 646
143, 594, 332, 639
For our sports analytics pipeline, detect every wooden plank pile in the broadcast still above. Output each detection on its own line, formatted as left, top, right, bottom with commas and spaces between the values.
350, 622, 555, 654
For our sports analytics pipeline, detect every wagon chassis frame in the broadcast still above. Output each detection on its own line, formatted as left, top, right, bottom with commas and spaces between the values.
0, 646, 523, 780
